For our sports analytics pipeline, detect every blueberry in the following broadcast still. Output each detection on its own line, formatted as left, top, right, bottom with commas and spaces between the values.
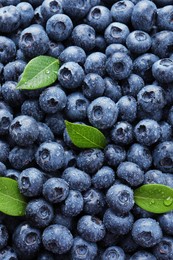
71, 24, 96, 52
0, 224, 8, 250
157, 5, 173, 31
9, 146, 35, 170
83, 188, 105, 215
118, 96, 137, 122
21, 99, 44, 122
37, 122, 54, 144
104, 144, 126, 167
111, 0, 134, 24
106, 183, 134, 213
63, 149, 77, 169
58, 62, 85, 89
132, 218, 163, 248
131, 0, 157, 32
41, 0, 63, 21
151, 30, 173, 58
26, 198, 54, 228
121, 74, 145, 97
33, 5, 46, 26
65, 92, 89, 121
77, 215, 106, 243
160, 121, 172, 142
82, 73, 105, 100
0, 0, 20, 5
9, 115, 39, 147
19, 24, 49, 58
130, 250, 157, 260
0, 5, 21, 33
62, 190, 84, 217
104, 22, 130, 45
0, 36, 16, 64
111, 121, 133, 145
117, 161, 144, 187
62, 0, 92, 19
105, 43, 129, 58
158, 211, 173, 236
103, 208, 134, 235
144, 169, 166, 185
47, 40, 64, 58
87, 97, 118, 129
12, 223, 41, 259
119, 233, 139, 254
42, 224, 73, 254
153, 236, 173, 259
3, 59, 26, 82
59, 46, 86, 65
0, 109, 13, 135
94, 35, 107, 52
86, 5, 112, 32
133, 53, 159, 83
53, 209, 74, 230
17, 2, 34, 28
5, 169, 20, 181
43, 177, 69, 203
46, 14, 73, 42
103, 77, 122, 103
39, 85, 67, 113
0, 246, 18, 260
102, 246, 125, 260
18, 167, 45, 197
134, 119, 161, 146
35, 141, 65, 172
84, 52, 106, 77
62, 167, 91, 192
126, 30, 151, 54
0, 139, 9, 162
152, 58, 173, 84
106, 52, 133, 81
0, 162, 7, 176
71, 236, 97, 260
45, 112, 65, 136
92, 166, 115, 189
153, 141, 173, 173
77, 148, 104, 174
137, 85, 165, 113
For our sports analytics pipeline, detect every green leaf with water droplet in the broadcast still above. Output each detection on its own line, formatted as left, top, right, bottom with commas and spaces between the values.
16, 55, 60, 90
134, 184, 173, 213
65, 121, 107, 149
0, 177, 27, 216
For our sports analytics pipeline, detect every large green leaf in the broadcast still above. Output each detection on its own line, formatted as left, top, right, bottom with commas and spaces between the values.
134, 184, 173, 213
0, 177, 27, 216
65, 121, 107, 149
16, 55, 60, 90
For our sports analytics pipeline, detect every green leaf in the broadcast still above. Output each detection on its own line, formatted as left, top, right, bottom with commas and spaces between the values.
65, 120, 107, 149
0, 177, 27, 216
134, 184, 173, 213
16, 55, 60, 90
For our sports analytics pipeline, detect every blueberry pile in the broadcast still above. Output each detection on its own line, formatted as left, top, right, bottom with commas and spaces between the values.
1, 0, 173, 259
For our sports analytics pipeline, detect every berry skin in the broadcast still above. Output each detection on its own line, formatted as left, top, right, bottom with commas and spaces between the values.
47, 41, 64, 58
104, 22, 130, 45
104, 144, 126, 167
0, 5, 21, 33
104, 77, 122, 103
0, 36, 16, 64
77, 148, 104, 174
82, 73, 105, 100
42, 224, 73, 254
132, 218, 163, 248
71, 236, 97, 260
134, 119, 161, 146
126, 30, 151, 54
87, 97, 118, 129
62, 0, 93, 19
21, 100, 44, 122
62, 167, 91, 192
1, 81, 24, 107
121, 73, 145, 98
26, 198, 54, 228
16, 2, 34, 28
117, 96, 137, 122
35, 141, 65, 172
12, 223, 41, 259
71, 24, 96, 52
43, 177, 69, 203
46, 14, 73, 42
106, 52, 133, 81
151, 31, 173, 58
5, 169, 20, 181
0, 140, 9, 163
153, 236, 173, 260
83, 188, 105, 215
39, 85, 67, 114
144, 169, 166, 185
53, 210, 74, 230
157, 5, 173, 31
77, 215, 106, 243
0, 109, 13, 135
131, 0, 157, 32
130, 250, 157, 260
117, 161, 144, 187
152, 58, 173, 84
19, 24, 49, 58
0, 246, 18, 260
65, 92, 89, 121
9, 115, 39, 147
86, 5, 112, 32
92, 166, 115, 189
103, 208, 134, 235
37, 122, 54, 144
0, 224, 8, 250
111, 0, 134, 24
41, 0, 63, 21
106, 183, 134, 214
61, 190, 84, 217
102, 246, 126, 260
111, 121, 133, 145
84, 52, 107, 77
58, 62, 85, 89
158, 211, 173, 236
3, 60, 26, 82
59, 46, 86, 65
45, 112, 65, 136
153, 141, 173, 173
18, 167, 45, 197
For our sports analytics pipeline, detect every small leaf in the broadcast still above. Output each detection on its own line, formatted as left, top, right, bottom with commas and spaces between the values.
0, 177, 27, 216
16, 55, 60, 90
134, 184, 173, 213
65, 121, 107, 149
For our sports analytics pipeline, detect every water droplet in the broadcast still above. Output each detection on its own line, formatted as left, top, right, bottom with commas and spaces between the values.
150, 199, 155, 205
46, 70, 50, 74
164, 196, 173, 207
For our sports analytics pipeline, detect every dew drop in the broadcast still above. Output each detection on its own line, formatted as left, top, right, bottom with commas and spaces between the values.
163, 196, 173, 207
46, 70, 50, 74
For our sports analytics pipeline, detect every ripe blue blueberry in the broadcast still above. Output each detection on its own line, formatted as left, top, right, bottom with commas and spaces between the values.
111, 0, 134, 24
158, 211, 173, 236
83, 73, 105, 100
121, 74, 145, 97
157, 5, 173, 31
17, 2, 34, 28
153, 236, 173, 259
92, 166, 115, 189
3, 60, 26, 82
151, 30, 173, 58
47, 41, 64, 58
152, 58, 173, 84
103, 77, 122, 103
59, 46, 86, 65
41, 0, 63, 21
0, 5, 21, 33
0, 224, 8, 250
111, 121, 133, 145
130, 250, 157, 260
0, 109, 13, 135
0, 36, 16, 64
102, 246, 126, 260
45, 112, 65, 136
61, 190, 84, 217
126, 30, 151, 54
144, 169, 166, 185
118, 96, 137, 122
21, 100, 44, 122
84, 52, 106, 77
1, 81, 24, 107
104, 22, 130, 45
104, 144, 126, 167
83, 188, 105, 215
